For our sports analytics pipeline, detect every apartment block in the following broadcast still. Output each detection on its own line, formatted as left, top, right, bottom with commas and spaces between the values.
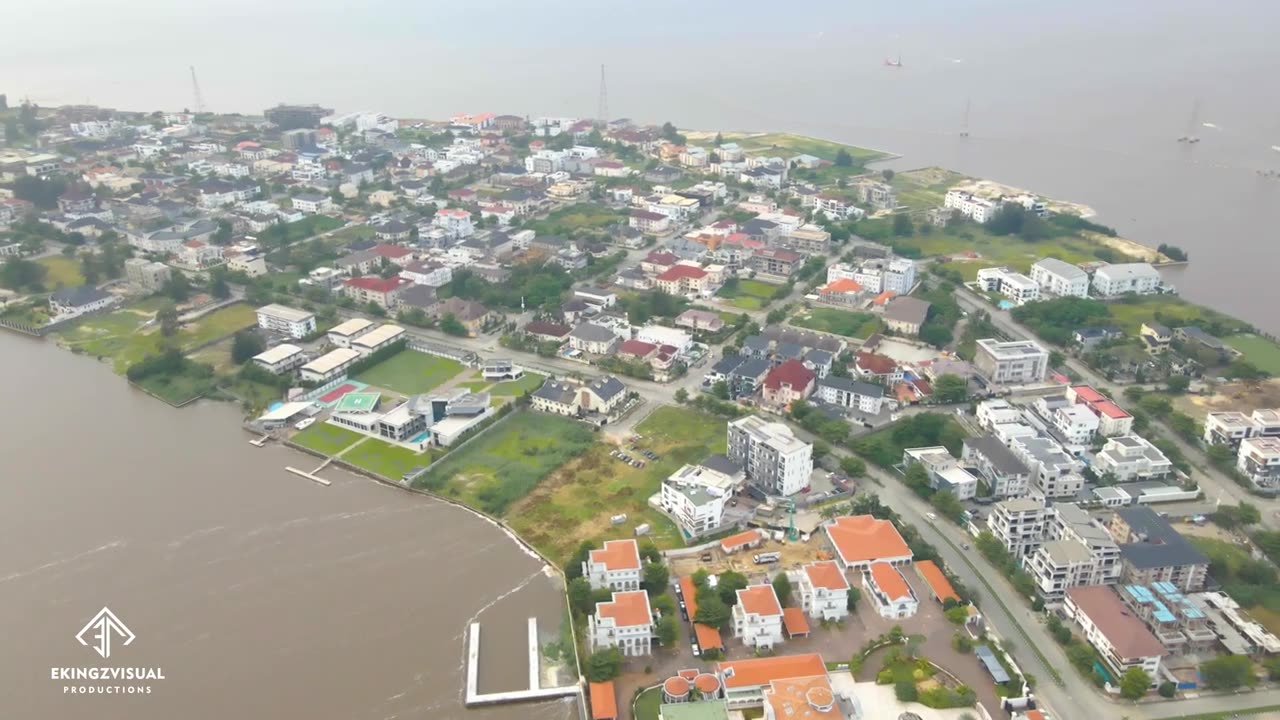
962, 435, 1032, 498
973, 339, 1049, 386
1029, 257, 1090, 298
727, 415, 814, 497
1093, 435, 1173, 483
986, 498, 1048, 560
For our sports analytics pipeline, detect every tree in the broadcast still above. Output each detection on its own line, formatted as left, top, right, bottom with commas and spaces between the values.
717, 571, 749, 606
565, 541, 595, 580
892, 213, 914, 237
1200, 654, 1254, 690
0, 257, 47, 291
894, 679, 918, 702
440, 314, 467, 336
655, 615, 677, 646
933, 374, 968, 403
213, 219, 233, 245
642, 562, 670, 595
846, 586, 861, 611
157, 303, 180, 337
164, 272, 192, 302
772, 572, 793, 606
568, 577, 594, 615
1158, 680, 1177, 698
230, 330, 266, 364
674, 388, 689, 404
584, 647, 623, 681
881, 169, 895, 182
944, 606, 970, 625
711, 380, 730, 400
1166, 375, 1191, 393
834, 149, 853, 167
839, 456, 866, 478
1119, 667, 1150, 700
693, 591, 731, 630
210, 272, 231, 300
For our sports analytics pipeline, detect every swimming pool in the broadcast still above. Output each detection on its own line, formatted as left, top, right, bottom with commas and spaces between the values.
409, 430, 432, 444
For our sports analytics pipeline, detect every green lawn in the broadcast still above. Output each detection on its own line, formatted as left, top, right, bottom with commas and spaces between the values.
354, 350, 466, 395
490, 372, 546, 396
506, 405, 728, 564
342, 437, 436, 479
718, 278, 780, 310
887, 168, 970, 212
330, 224, 375, 243
527, 203, 621, 236
414, 412, 595, 516
726, 132, 888, 165
459, 380, 491, 393
633, 687, 662, 720
1104, 295, 1252, 336
890, 222, 1106, 280
292, 423, 364, 455
1225, 334, 1280, 375
791, 308, 881, 338
37, 255, 87, 288
134, 366, 218, 406
180, 304, 257, 346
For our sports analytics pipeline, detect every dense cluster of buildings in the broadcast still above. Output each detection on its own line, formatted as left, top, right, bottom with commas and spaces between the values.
976, 255, 1168, 306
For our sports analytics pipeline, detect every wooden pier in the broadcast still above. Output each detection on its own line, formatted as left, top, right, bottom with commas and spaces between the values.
284, 459, 333, 487
464, 618, 580, 707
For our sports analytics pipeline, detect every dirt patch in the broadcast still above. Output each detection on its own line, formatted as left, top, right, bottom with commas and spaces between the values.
667, 536, 834, 579
1176, 521, 1240, 543
1177, 379, 1280, 420
950, 177, 1095, 217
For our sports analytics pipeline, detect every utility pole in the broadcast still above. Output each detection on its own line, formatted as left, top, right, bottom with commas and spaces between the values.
596, 64, 608, 129
960, 98, 971, 138
189, 66, 206, 115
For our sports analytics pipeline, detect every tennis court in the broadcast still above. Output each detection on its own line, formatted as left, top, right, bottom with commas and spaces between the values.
317, 380, 370, 407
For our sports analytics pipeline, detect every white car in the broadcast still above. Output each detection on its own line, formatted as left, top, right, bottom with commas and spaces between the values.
925, 512, 938, 521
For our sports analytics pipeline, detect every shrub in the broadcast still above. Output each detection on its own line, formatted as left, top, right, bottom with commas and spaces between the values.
894, 680, 918, 702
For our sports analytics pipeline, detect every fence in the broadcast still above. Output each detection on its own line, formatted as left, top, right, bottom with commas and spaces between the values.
295, 376, 349, 402
408, 337, 478, 365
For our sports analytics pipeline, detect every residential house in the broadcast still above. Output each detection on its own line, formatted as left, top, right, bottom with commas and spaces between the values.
1237, 436, 1280, 488
852, 352, 904, 387
794, 561, 850, 622
732, 585, 785, 650
881, 296, 930, 336
123, 258, 171, 292
944, 189, 1002, 223
1064, 586, 1164, 679
629, 209, 671, 235
748, 248, 802, 278
588, 590, 653, 657
1139, 323, 1173, 354
342, 276, 409, 310
814, 376, 885, 416
675, 309, 725, 333
1030, 258, 1090, 298
569, 322, 621, 356
1066, 385, 1135, 437
399, 259, 452, 288
251, 343, 306, 375
654, 264, 714, 297
582, 538, 642, 591
434, 296, 493, 336
864, 562, 918, 619
973, 338, 1049, 385
256, 304, 317, 339
986, 499, 1048, 560
523, 320, 572, 344
299, 347, 361, 384
660, 457, 744, 538
48, 286, 118, 318
976, 267, 1041, 306
292, 193, 333, 214
761, 360, 816, 408
1093, 436, 1173, 483
1109, 507, 1208, 592
815, 278, 865, 308
530, 375, 629, 419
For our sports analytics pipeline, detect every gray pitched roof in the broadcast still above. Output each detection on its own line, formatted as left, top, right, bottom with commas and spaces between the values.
533, 379, 576, 405
883, 296, 931, 325
397, 284, 437, 310
588, 375, 626, 401
51, 285, 111, 307
570, 322, 617, 342
964, 434, 1031, 476
733, 357, 771, 379
1116, 506, 1208, 569
712, 354, 746, 375
818, 375, 884, 399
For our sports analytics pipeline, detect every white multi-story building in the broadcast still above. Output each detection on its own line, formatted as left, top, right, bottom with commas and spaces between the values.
1053, 405, 1100, 446
1204, 411, 1259, 447
732, 585, 785, 649
1093, 436, 1174, 483
582, 539, 642, 592
1091, 263, 1163, 297
976, 267, 1041, 306
863, 562, 918, 619
433, 208, 475, 239
973, 339, 1049, 386
976, 399, 1022, 430
1028, 540, 1104, 605
1011, 436, 1085, 499
251, 343, 306, 375
814, 377, 885, 416
292, 193, 333, 214
1030, 258, 1090, 298
727, 416, 814, 497
326, 317, 375, 348
1238, 436, 1280, 488
826, 257, 916, 295
350, 324, 405, 356
588, 590, 653, 657
1049, 502, 1122, 583
660, 458, 743, 538
794, 561, 850, 622
299, 347, 361, 384
255, 304, 317, 339
944, 189, 1002, 223
963, 435, 1032, 498
987, 498, 1048, 560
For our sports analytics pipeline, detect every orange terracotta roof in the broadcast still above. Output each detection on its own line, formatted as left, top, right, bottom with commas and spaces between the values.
720, 529, 762, 553
663, 676, 690, 697
590, 539, 641, 571
914, 560, 959, 603
804, 561, 849, 591
827, 515, 911, 566
589, 681, 617, 720
1025, 711, 1045, 720
869, 562, 912, 601
737, 585, 782, 617
597, 590, 652, 627
820, 278, 864, 294
694, 622, 723, 650
717, 653, 827, 689
782, 607, 811, 636
694, 673, 721, 694
873, 290, 896, 305
765, 675, 839, 720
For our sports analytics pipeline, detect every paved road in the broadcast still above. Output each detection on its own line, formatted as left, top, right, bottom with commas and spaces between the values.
951, 287, 1280, 528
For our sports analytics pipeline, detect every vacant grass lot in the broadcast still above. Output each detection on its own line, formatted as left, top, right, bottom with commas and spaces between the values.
718, 278, 780, 310
791, 308, 881, 338
343, 437, 435, 479
37, 255, 87, 287
181, 304, 257, 346
414, 412, 595, 515
292, 423, 364, 455
893, 223, 1106, 281
56, 300, 254, 373
528, 203, 621, 236
506, 405, 728, 564
490, 372, 546, 396
728, 133, 888, 164
1225, 334, 1280, 375
1104, 295, 1252, 336
354, 350, 465, 395
134, 366, 218, 406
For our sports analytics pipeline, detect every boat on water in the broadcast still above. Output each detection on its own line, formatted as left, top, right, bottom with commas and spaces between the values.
295, 417, 315, 430
884, 55, 902, 68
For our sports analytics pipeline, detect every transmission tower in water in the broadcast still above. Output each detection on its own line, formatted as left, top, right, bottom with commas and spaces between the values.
960, 98, 971, 138
596, 64, 608, 128
190, 66, 206, 115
